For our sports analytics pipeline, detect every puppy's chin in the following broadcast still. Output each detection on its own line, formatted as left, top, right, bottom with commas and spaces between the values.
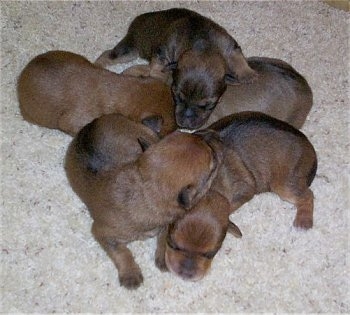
175, 111, 212, 130
165, 248, 210, 282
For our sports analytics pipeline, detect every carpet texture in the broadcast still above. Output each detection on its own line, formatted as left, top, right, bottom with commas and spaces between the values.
1, 1, 349, 313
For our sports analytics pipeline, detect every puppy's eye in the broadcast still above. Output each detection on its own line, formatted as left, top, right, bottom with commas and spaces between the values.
166, 236, 181, 251
197, 102, 217, 111
205, 102, 217, 110
201, 250, 217, 259
172, 92, 185, 105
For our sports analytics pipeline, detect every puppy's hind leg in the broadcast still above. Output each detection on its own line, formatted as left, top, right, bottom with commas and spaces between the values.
292, 188, 314, 229
95, 36, 139, 68
92, 223, 143, 289
273, 184, 314, 230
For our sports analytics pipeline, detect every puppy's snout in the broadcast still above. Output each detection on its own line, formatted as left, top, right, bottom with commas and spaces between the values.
178, 258, 198, 280
184, 107, 195, 119
180, 257, 195, 271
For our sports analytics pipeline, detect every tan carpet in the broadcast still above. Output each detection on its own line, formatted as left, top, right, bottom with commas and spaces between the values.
1, 1, 349, 313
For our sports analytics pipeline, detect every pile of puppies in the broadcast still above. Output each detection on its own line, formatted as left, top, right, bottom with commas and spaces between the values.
17, 8, 317, 290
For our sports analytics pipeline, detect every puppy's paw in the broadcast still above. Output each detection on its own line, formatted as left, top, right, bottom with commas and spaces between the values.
122, 65, 151, 77
155, 256, 169, 272
119, 271, 144, 290
238, 69, 259, 84
293, 216, 313, 230
94, 50, 114, 68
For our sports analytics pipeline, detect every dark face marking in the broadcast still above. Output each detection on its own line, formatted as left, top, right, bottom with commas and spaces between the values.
171, 71, 226, 129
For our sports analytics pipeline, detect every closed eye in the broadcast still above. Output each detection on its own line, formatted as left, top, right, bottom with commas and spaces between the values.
200, 250, 218, 259
205, 102, 217, 110
171, 88, 186, 104
166, 236, 181, 251
197, 102, 217, 111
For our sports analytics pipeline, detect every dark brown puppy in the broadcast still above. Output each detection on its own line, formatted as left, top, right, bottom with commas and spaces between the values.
18, 50, 176, 136
201, 56, 313, 129
161, 112, 317, 281
95, 8, 257, 129
65, 125, 223, 289
122, 56, 313, 129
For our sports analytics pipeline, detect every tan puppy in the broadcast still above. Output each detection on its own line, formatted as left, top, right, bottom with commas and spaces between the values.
95, 8, 257, 129
122, 56, 313, 129
65, 124, 223, 289
160, 112, 317, 281
17, 50, 176, 136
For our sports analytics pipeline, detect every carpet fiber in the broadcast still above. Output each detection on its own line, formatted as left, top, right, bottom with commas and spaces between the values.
1, 1, 349, 313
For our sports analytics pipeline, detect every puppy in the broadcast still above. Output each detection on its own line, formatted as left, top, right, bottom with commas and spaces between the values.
17, 50, 176, 136
65, 125, 223, 289
155, 190, 242, 280
122, 56, 313, 129
199, 56, 313, 129
95, 8, 257, 129
160, 112, 317, 281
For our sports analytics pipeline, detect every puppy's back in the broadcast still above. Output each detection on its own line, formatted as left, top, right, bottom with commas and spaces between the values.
210, 112, 317, 191
122, 8, 203, 59
18, 51, 93, 129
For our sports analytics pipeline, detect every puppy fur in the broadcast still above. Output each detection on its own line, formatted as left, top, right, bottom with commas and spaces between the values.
65, 125, 223, 289
95, 8, 257, 129
161, 112, 317, 281
17, 50, 176, 136
69, 114, 160, 173
122, 55, 313, 130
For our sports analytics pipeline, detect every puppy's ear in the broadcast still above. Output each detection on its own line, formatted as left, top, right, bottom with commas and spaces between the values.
137, 137, 152, 152
177, 184, 197, 210
227, 220, 242, 238
141, 115, 164, 134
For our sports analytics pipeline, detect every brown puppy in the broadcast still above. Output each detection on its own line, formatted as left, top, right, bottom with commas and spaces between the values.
161, 112, 317, 281
65, 125, 223, 289
122, 56, 313, 129
17, 50, 176, 136
95, 8, 257, 129
155, 190, 242, 280
201, 56, 313, 129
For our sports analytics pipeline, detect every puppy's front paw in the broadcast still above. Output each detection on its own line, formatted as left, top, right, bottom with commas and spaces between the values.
238, 68, 259, 84
155, 256, 169, 272
119, 271, 144, 290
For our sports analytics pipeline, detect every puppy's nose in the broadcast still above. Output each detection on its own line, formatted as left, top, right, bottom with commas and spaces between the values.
180, 257, 195, 271
184, 108, 195, 118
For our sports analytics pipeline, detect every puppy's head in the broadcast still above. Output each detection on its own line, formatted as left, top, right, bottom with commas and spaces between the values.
169, 47, 229, 130
165, 191, 242, 281
139, 130, 224, 210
